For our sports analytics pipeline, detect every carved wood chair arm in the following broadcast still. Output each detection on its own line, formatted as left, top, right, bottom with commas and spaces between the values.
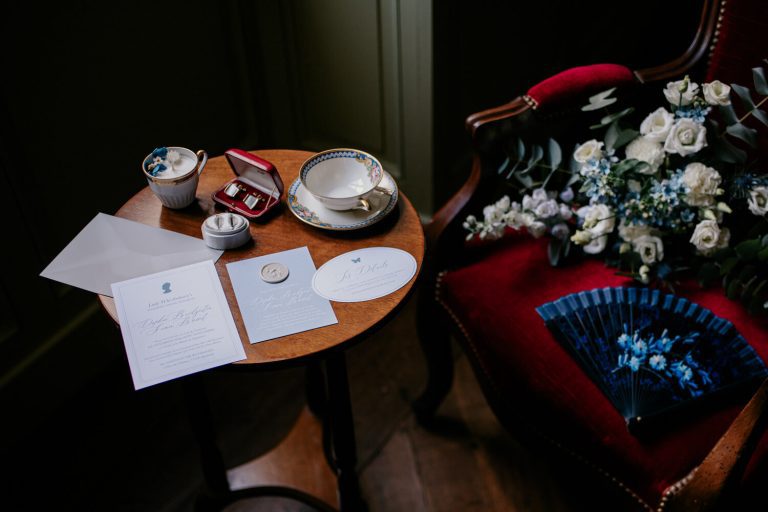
665, 377, 768, 511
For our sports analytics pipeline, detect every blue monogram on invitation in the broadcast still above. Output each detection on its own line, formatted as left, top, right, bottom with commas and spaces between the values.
226, 246, 338, 343
536, 287, 767, 432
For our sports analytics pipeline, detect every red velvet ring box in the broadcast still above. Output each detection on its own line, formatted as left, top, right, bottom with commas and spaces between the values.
213, 149, 284, 219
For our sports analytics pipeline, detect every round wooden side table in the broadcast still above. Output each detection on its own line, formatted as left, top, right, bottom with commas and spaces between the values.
98, 149, 425, 511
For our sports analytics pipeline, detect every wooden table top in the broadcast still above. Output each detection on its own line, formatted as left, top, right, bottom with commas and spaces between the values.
99, 149, 425, 367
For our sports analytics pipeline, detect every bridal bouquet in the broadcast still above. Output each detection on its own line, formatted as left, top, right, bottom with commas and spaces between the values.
465, 65, 768, 314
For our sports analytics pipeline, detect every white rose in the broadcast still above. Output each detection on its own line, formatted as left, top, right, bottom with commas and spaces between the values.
534, 199, 560, 219
577, 204, 615, 236
748, 186, 768, 216
625, 137, 665, 174
682, 162, 722, 207
528, 221, 547, 239
632, 235, 664, 264
664, 119, 707, 156
618, 220, 652, 242
702, 80, 731, 106
574, 139, 604, 164
663, 79, 700, 106
690, 220, 729, 255
639, 107, 675, 143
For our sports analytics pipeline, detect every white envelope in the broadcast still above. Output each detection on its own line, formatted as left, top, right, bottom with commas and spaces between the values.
40, 213, 223, 297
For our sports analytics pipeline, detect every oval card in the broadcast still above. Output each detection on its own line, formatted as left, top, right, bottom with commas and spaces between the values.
312, 247, 417, 302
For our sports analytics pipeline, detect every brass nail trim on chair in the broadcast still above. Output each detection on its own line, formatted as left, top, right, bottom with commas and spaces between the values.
522, 94, 539, 110
433, 272, 654, 512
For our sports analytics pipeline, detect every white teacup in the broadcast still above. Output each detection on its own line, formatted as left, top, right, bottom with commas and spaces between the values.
142, 146, 208, 209
299, 149, 386, 211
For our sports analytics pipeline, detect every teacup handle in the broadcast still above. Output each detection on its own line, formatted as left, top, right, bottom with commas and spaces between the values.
351, 198, 371, 212
195, 150, 208, 176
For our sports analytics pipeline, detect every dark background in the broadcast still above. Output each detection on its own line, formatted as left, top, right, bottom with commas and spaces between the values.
0, 0, 701, 508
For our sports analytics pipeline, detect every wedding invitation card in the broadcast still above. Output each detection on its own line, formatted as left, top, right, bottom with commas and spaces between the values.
312, 247, 417, 302
226, 246, 338, 343
111, 260, 245, 390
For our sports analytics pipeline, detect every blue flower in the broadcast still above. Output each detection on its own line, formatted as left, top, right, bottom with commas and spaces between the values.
674, 104, 711, 123
649, 354, 667, 370
629, 356, 641, 372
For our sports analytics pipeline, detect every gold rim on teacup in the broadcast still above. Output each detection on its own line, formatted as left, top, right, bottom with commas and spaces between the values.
142, 147, 208, 186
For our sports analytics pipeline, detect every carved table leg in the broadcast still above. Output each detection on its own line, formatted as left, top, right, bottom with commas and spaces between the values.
412, 288, 454, 425
325, 352, 367, 512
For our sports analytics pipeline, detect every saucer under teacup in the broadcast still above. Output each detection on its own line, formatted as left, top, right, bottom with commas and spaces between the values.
287, 171, 398, 231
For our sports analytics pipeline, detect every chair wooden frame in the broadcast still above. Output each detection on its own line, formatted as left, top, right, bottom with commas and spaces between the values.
414, 0, 768, 510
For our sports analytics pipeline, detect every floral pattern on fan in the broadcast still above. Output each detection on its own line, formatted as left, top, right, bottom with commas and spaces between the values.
537, 287, 767, 433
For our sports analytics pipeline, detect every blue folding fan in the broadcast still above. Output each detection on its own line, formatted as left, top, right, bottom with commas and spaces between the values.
536, 287, 767, 433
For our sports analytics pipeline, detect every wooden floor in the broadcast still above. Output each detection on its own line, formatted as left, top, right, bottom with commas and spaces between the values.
0, 290, 641, 512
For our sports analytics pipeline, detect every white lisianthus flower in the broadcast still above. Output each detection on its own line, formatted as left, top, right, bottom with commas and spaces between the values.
618, 220, 652, 243
560, 187, 574, 202
663, 79, 700, 106
574, 204, 615, 255
482, 204, 504, 224
534, 199, 560, 219
632, 235, 664, 264
551, 222, 570, 240
527, 221, 547, 239
664, 119, 707, 156
639, 107, 675, 143
681, 162, 722, 207
638, 265, 651, 284
573, 139, 604, 164
690, 220, 730, 255
702, 80, 731, 106
625, 137, 665, 174
532, 188, 549, 204
577, 204, 615, 236
583, 235, 608, 255
495, 195, 511, 211
748, 186, 768, 216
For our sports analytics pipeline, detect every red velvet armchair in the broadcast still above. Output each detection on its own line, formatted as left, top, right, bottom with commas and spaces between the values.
415, 0, 768, 510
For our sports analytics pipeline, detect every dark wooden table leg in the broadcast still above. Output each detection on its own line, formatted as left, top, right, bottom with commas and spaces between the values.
306, 361, 327, 418
325, 352, 367, 512
182, 374, 230, 511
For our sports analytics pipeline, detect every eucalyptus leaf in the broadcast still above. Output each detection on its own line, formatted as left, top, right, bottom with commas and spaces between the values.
697, 262, 720, 286
599, 107, 634, 126
711, 247, 735, 261
582, 88, 617, 111
753, 109, 768, 128
753, 66, 768, 96
497, 156, 510, 175
736, 238, 762, 260
515, 137, 526, 161
727, 279, 743, 300
720, 256, 740, 276
604, 121, 619, 151
726, 123, 758, 148
731, 83, 756, 111
712, 135, 748, 164
718, 104, 740, 126
614, 128, 640, 149
515, 172, 534, 188
547, 138, 562, 171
